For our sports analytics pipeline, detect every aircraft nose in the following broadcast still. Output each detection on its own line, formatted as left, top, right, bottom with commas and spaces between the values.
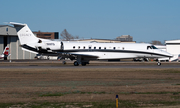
161, 50, 173, 58
168, 53, 173, 58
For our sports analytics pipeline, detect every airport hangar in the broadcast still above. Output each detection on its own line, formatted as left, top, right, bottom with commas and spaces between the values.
155, 40, 180, 61
0, 25, 58, 60
165, 40, 180, 61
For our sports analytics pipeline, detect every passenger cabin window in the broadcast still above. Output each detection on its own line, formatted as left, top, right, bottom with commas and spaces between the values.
78, 46, 80, 49
94, 47, 96, 49
99, 47, 101, 49
89, 47, 91, 49
104, 47, 106, 49
113, 47, 116, 50
83, 46, 85, 49
122, 47, 124, 50
73, 46, 75, 49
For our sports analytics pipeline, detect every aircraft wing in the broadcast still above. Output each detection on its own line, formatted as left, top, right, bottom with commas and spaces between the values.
57, 52, 99, 58
70, 53, 99, 58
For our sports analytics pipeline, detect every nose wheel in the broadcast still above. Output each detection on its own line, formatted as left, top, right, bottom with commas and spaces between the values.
157, 62, 161, 66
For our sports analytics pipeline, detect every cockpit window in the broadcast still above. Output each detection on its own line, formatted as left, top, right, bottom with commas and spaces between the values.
147, 45, 158, 49
147, 46, 152, 49
151, 45, 158, 49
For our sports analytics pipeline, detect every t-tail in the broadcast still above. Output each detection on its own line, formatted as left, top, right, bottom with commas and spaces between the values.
9, 22, 38, 45
10, 22, 62, 55
9, 22, 40, 54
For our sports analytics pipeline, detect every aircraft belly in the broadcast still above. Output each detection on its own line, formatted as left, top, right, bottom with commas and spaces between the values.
136, 53, 152, 58
69, 52, 98, 57
97, 52, 137, 59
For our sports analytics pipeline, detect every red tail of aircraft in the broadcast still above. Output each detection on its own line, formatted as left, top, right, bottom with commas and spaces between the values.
0, 46, 11, 59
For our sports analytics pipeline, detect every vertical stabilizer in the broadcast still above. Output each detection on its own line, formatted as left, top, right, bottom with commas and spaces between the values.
3, 46, 9, 56
0, 46, 10, 58
9, 22, 38, 45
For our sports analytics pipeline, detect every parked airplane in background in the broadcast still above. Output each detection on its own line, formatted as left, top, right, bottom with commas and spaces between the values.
0, 46, 11, 59
9, 22, 173, 66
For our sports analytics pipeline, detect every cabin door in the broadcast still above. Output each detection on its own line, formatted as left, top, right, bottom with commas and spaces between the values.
147, 46, 154, 57
61, 42, 64, 50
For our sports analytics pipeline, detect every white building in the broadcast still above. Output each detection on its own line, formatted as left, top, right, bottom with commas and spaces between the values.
165, 40, 180, 61
116, 35, 133, 42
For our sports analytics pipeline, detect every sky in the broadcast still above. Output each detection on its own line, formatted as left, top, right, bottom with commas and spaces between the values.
0, 0, 180, 43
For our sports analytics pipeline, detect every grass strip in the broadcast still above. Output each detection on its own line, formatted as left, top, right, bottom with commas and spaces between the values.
119, 91, 180, 95
39, 91, 107, 97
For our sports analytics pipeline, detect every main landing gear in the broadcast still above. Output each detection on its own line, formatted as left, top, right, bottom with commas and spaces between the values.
74, 61, 79, 66
73, 61, 88, 66
73, 56, 89, 66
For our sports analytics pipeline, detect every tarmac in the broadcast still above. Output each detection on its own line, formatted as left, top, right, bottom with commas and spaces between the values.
0, 59, 179, 69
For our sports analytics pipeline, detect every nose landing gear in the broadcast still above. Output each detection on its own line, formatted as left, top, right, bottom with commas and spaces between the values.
157, 62, 161, 66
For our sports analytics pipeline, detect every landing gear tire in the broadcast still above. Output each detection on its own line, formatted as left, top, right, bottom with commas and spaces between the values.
81, 62, 86, 66
74, 61, 79, 66
157, 62, 161, 66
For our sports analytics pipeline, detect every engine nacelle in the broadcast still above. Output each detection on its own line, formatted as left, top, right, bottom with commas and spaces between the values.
35, 41, 62, 51
44, 41, 61, 50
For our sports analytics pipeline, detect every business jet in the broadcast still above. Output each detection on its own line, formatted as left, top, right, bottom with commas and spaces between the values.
9, 22, 173, 66
0, 46, 11, 59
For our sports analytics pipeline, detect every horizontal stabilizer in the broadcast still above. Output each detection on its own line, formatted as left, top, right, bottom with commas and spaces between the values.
9, 22, 26, 26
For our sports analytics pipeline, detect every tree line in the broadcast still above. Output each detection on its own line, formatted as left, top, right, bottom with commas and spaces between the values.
60, 29, 79, 41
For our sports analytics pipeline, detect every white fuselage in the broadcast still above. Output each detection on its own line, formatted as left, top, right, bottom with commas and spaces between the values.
23, 40, 173, 60
9, 22, 173, 65
60, 42, 172, 60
